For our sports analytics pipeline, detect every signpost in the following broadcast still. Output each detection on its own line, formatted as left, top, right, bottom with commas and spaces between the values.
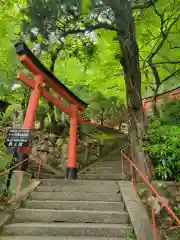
3, 129, 33, 196
4, 129, 33, 148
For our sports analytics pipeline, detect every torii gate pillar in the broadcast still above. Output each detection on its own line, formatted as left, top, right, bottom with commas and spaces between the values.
17, 75, 43, 168
66, 104, 78, 179
23, 75, 43, 130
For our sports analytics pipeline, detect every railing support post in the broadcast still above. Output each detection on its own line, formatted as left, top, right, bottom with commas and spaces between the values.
66, 104, 77, 179
16, 75, 43, 169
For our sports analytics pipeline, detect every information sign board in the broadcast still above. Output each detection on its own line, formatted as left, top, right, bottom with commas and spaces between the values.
4, 129, 33, 148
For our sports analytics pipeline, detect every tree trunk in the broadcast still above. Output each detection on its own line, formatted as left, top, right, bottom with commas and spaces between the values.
84, 146, 89, 163
39, 115, 45, 130
105, 0, 153, 178
61, 112, 65, 123
46, 45, 64, 131
46, 65, 57, 132
21, 98, 26, 121
21, 88, 30, 121
101, 108, 104, 125
48, 100, 57, 132
152, 88, 160, 118
148, 60, 161, 118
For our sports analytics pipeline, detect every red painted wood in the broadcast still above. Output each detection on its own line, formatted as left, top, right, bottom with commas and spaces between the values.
67, 105, 77, 168
18, 72, 73, 117
18, 72, 35, 88
20, 75, 43, 154
142, 88, 180, 109
23, 75, 43, 130
19, 55, 85, 111
121, 150, 180, 226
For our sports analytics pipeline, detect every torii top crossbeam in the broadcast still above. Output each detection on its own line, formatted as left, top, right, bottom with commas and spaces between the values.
14, 41, 88, 115
14, 41, 88, 179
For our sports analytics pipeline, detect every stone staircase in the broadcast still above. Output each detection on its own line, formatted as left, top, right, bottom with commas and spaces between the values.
0, 179, 136, 239
79, 158, 129, 180
0, 155, 136, 240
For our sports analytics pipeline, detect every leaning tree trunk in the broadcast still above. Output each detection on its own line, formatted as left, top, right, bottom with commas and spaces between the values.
105, 0, 153, 178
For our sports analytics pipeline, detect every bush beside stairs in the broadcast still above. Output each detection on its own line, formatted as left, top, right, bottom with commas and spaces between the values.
0, 156, 136, 240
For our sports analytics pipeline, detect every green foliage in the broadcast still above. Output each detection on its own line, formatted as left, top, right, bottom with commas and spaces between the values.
0, 136, 12, 169
0, 134, 12, 197
173, 205, 180, 219
86, 91, 125, 124
161, 100, 180, 125
143, 120, 180, 181
81, 0, 91, 13
137, 0, 180, 97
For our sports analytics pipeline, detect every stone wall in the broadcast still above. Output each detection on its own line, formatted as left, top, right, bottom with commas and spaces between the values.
30, 130, 100, 174
136, 181, 180, 240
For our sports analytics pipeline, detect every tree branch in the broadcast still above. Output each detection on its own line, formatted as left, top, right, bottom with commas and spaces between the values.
146, 4, 180, 62
143, 60, 180, 68
154, 60, 180, 65
161, 68, 180, 84
95, 0, 157, 10
50, 43, 64, 73
148, 59, 161, 88
55, 1, 158, 44
61, 23, 117, 37
132, 0, 158, 10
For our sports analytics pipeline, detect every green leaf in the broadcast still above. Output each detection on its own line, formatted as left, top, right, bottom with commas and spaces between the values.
81, 0, 91, 13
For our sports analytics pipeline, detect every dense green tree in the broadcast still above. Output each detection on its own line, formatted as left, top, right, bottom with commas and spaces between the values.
144, 101, 180, 181
137, 0, 180, 116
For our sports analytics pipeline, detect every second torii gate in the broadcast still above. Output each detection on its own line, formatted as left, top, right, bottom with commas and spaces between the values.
14, 41, 88, 179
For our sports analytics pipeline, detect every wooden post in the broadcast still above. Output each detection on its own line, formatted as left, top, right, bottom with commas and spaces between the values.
66, 104, 78, 179
23, 75, 43, 130
17, 75, 43, 169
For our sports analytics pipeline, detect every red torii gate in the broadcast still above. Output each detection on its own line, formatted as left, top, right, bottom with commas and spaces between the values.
14, 41, 88, 179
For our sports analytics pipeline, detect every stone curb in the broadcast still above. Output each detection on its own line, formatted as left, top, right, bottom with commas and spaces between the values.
118, 181, 162, 240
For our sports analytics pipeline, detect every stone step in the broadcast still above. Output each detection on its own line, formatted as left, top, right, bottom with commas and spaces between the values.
3, 222, 134, 237
86, 169, 121, 174
98, 160, 121, 164
92, 165, 121, 169
28, 167, 53, 174
89, 166, 119, 170
38, 173, 64, 179
30, 191, 122, 202
14, 209, 129, 224
82, 171, 121, 175
79, 173, 122, 180
0, 236, 135, 240
25, 200, 124, 211
87, 167, 129, 175
96, 163, 121, 168
95, 165, 121, 169
40, 179, 118, 187
36, 182, 119, 193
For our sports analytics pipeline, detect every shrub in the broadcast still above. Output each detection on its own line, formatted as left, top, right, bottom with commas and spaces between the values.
161, 100, 180, 125
0, 135, 12, 197
143, 120, 180, 181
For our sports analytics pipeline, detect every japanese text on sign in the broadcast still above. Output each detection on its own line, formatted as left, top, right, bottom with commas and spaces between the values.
4, 129, 33, 148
